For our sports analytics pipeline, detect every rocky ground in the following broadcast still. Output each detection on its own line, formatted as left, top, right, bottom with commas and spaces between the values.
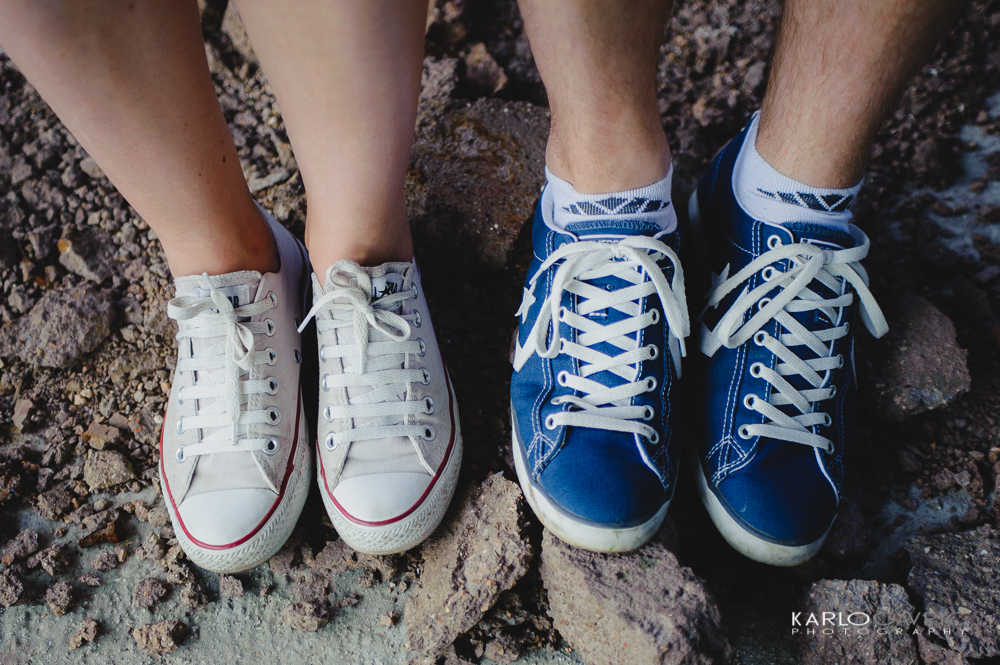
0, 0, 999, 663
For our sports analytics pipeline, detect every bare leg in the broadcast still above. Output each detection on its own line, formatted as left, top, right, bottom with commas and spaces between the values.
758, 0, 965, 188
234, 0, 427, 275
517, 0, 672, 193
0, 0, 276, 277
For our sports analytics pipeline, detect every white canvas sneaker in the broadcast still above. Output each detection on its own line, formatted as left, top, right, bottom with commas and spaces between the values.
159, 209, 312, 573
299, 259, 462, 555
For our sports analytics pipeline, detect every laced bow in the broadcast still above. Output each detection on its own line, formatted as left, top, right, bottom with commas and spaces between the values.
521, 236, 689, 441
167, 274, 279, 460
299, 261, 431, 457
701, 228, 888, 450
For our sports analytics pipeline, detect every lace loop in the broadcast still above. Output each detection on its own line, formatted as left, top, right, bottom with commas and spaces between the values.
166, 274, 279, 458
518, 236, 689, 441
701, 226, 888, 451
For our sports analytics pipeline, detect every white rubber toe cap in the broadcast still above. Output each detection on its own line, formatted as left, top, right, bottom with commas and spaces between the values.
177, 488, 277, 547
332, 473, 432, 523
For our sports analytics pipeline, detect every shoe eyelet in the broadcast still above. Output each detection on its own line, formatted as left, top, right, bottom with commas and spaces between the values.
647, 430, 660, 445
738, 424, 752, 439
319, 345, 327, 362
294, 349, 302, 364
421, 426, 436, 441
761, 267, 777, 281
323, 404, 333, 422
645, 377, 657, 392
843, 322, 850, 333
767, 235, 783, 249
265, 319, 276, 336
758, 297, 772, 311
825, 443, 836, 455
176, 395, 184, 405
420, 369, 431, 385
175, 417, 185, 435
416, 339, 426, 357
557, 306, 569, 322
321, 374, 330, 391
267, 292, 277, 306
829, 384, 837, 398
324, 433, 338, 451
836, 355, 845, 368
266, 378, 279, 395
265, 348, 277, 365
650, 309, 660, 324
647, 345, 659, 360
753, 331, 768, 346
413, 311, 422, 328
263, 437, 280, 455
266, 407, 281, 424
822, 413, 833, 427
643, 406, 655, 421
750, 362, 765, 378
557, 371, 570, 387
410, 284, 419, 299
175, 446, 187, 463
558, 339, 566, 353
544, 415, 557, 430
423, 396, 435, 414
744, 394, 757, 409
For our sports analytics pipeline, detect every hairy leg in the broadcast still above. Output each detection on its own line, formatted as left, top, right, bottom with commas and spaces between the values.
234, 0, 428, 275
518, 0, 673, 193
758, 0, 965, 188
0, 0, 276, 276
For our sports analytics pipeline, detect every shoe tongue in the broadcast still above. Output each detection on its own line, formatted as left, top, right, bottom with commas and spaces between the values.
174, 270, 262, 308
364, 263, 409, 303
782, 222, 854, 250
565, 219, 661, 239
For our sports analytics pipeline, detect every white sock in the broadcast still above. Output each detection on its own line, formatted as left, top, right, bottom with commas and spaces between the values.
544, 164, 678, 233
734, 113, 862, 230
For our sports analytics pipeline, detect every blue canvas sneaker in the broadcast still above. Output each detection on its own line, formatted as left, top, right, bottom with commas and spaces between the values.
689, 125, 888, 566
509, 185, 689, 552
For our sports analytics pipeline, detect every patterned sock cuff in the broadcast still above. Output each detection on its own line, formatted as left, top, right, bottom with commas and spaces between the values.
546, 164, 677, 232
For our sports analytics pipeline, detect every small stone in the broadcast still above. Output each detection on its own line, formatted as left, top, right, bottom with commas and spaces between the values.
2, 529, 39, 564
541, 526, 732, 665
0, 286, 115, 368
69, 617, 99, 650
800, 580, 917, 664
281, 600, 331, 632
905, 526, 1000, 658
219, 575, 244, 598
137, 532, 166, 561
179, 582, 208, 610
36, 484, 73, 520
483, 633, 521, 665
12, 398, 33, 432
83, 450, 136, 491
29, 543, 70, 575
405, 474, 535, 661
463, 43, 507, 95
132, 619, 185, 655
78, 574, 101, 587
89, 550, 119, 572
81, 422, 120, 450
0, 570, 25, 607
78, 157, 105, 180
147, 506, 170, 527
133, 577, 169, 610
863, 290, 970, 419
45, 581, 73, 615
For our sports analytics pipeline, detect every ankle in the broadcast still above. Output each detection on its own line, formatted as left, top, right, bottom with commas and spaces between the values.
305, 220, 414, 279
756, 108, 868, 189
163, 205, 279, 278
545, 116, 670, 193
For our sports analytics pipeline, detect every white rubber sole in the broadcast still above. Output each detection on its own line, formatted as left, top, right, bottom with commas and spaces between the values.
161, 404, 313, 574
511, 411, 669, 553
321, 404, 463, 556
690, 452, 829, 566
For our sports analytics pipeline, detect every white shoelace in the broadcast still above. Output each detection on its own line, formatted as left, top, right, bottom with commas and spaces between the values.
519, 236, 689, 442
299, 263, 432, 464
701, 229, 888, 451
168, 275, 280, 462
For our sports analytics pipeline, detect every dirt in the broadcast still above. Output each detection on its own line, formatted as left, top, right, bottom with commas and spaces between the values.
0, 0, 997, 662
